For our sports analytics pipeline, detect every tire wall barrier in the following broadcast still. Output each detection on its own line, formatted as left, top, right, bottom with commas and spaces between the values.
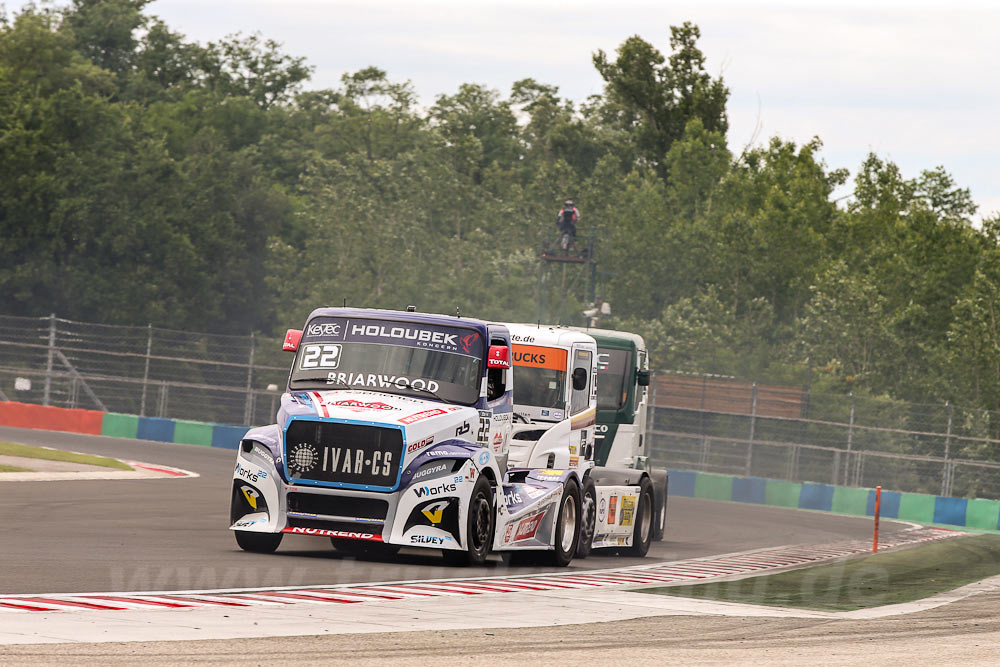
667, 468, 1000, 532
0, 401, 248, 450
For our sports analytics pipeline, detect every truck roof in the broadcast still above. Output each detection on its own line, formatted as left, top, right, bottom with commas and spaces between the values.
568, 326, 646, 352
506, 323, 596, 349
307, 307, 493, 334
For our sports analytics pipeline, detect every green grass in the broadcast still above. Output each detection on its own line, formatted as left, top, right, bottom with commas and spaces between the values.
0, 464, 33, 473
0, 441, 132, 471
637, 534, 1000, 612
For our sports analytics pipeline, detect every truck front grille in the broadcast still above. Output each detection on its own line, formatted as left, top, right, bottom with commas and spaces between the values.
284, 420, 404, 489
287, 492, 388, 520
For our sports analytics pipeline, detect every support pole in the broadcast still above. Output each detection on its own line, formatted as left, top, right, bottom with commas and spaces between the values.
536, 247, 544, 325
873, 485, 882, 553
243, 332, 256, 426
43, 313, 56, 406
845, 391, 855, 486
941, 402, 953, 497
140, 323, 152, 417
745, 383, 758, 477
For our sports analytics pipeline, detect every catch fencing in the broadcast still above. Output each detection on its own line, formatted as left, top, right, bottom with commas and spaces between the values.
0, 314, 288, 426
4, 313, 1000, 501
646, 374, 1000, 500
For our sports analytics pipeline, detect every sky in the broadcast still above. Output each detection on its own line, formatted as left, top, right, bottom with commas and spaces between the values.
6, 0, 1000, 219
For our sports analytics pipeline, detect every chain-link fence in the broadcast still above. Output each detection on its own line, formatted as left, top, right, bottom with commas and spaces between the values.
0, 314, 289, 426
5, 313, 1000, 500
647, 376, 1000, 500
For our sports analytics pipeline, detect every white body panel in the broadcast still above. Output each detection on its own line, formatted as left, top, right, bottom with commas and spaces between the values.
592, 485, 642, 547
231, 389, 572, 553
571, 327, 650, 469
507, 324, 597, 475
503, 323, 645, 547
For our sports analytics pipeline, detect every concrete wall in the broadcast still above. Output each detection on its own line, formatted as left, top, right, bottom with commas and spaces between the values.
0, 401, 247, 451
667, 468, 1000, 532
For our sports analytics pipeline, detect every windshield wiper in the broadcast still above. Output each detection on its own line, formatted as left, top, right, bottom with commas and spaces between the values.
293, 379, 353, 390
405, 385, 447, 402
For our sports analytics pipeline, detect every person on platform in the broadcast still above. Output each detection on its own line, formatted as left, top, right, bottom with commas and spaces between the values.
556, 199, 579, 249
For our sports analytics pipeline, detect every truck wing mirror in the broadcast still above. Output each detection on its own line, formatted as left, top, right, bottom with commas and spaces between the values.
282, 329, 303, 352
572, 367, 588, 391
487, 345, 511, 369
636, 369, 651, 386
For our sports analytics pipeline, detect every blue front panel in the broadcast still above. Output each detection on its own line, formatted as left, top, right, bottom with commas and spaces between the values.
282, 416, 407, 492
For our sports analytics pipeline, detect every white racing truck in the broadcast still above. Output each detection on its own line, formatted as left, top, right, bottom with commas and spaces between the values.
229, 307, 585, 566
504, 323, 658, 557
571, 326, 668, 541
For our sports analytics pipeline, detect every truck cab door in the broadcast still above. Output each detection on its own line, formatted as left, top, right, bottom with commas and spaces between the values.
482, 334, 513, 470
635, 348, 648, 457
569, 346, 596, 468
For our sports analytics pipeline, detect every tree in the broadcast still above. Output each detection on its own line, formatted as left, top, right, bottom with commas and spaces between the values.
592, 23, 728, 182
913, 166, 977, 224
62, 0, 150, 75
799, 261, 893, 390
834, 156, 980, 398
947, 216, 1000, 409
9, 3, 1000, 420
123, 18, 199, 101
196, 32, 311, 109
713, 137, 846, 323
319, 67, 423, 161
430, 83, 519, 185
663, 117, 730, 219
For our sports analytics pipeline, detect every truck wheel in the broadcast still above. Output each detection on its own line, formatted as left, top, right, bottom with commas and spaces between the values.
235, 530, 282, 554
653, 472, 668, 541
443, 475, 493, 566
623, 477, 653, 557
576, 477, 597, 559
542, 478, 580, 567
330, 539, 400, 559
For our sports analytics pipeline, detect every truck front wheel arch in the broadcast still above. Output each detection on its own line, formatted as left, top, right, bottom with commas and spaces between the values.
576, 476, 597, 558
649, 469, 668, 541
443, 475, 494, 566
544, 477, 581, 567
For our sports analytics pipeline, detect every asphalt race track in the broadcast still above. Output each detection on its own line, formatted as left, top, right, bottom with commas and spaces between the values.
0, 425, 908, 596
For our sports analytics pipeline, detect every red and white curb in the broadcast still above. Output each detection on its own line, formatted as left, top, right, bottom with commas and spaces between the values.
127, 461, 197, 478
0, 526, 959, 613
0, 460, 197, 482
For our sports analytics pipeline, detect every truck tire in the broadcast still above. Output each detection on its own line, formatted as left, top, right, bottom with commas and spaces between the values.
651, 470, 668, 541
623, 477, 653, 557
235, 530, 282, 554
576, 477, 597, 559
443, 475, 494, 566
541, 478, 580, 567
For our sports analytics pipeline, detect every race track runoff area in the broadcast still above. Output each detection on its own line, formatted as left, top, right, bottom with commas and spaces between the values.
0, 425, 981, 649
0, 526, 963, 644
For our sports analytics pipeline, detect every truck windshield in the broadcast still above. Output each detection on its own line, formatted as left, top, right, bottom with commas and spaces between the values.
512, 366, 566, 411
596, 349, 632, 411
511, 344, 568, 412
288, 317, 483, 405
